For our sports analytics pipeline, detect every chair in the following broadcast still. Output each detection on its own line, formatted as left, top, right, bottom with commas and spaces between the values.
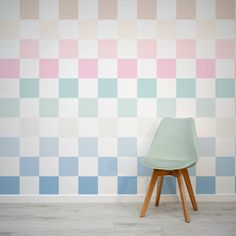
140, 117, 199, 223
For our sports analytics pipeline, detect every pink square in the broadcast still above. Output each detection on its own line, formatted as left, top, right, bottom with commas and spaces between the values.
138, 40, 156, 58
40, 59, 58, 78
118, 59, 137, 78
196, 59, 215, 79
176, 40, 195, 58
157, 59, 176, 78
79, 59, 98, 78
98, 40, 117, 58
20, 40, 39, 58
216, 40, 235, 58
0, 59, 19, 78
59, 39, 78, 58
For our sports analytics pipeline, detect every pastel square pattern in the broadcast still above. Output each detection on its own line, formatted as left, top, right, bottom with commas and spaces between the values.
79, 138, 98, 157
196, 59, 215, 79
59, 39, 78, 58
40, 98, 58, 117
79, 98, 98, 117
79, 176, 98, 194
196, 99, 215, 117
98, 40, 117, 58
118, 137, 137, 156
118, 99, 137, 117
0, 138, 19, 157
20, 79, 39, 98
98, 157, 117, 176
216, 79, 235, 98
0, 99, 19, 117
196, 177, 216, 194
138, 40, 156, 58
59, 157, 78, 176
59, 79, 78, 98
198, 138, 215, 156
157, 59, 176, 78
40, 59, 58, 78
118, 176, 137, 194
118, 59, 137, 78
20, 40, 39, 58
157, 98, 176, 117
20, 157, 39, 176
216, 157, 235, 176
40, 176, 59, 194
176, 79, 196, 98
98, 79, 117, 98
176, 40, 195, 58
79, 59, 98, 78
40, 138, 58, 157
0, 177, 19, 194
137, 79, 156, 98
0, 59, 19, 78
216, 40, 235, 58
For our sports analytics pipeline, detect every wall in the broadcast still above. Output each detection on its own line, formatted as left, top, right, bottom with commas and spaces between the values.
0, 0, 235, 197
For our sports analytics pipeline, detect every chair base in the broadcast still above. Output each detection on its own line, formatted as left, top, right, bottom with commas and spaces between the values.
140, 168, 198, 223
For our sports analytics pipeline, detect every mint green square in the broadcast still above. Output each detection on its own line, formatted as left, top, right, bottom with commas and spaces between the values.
40, 99, 58, 117
118, 99, 137, 117
59, 79, 78, 98
157, 98, 176, 117
98, 79, 117, 98
177, 79, 196, 98
0, 99, 19, 117
138, 79, 156, 98
196, 99, 215, 117
216, 79, 235, 98
79, 98, 97, 117
20, 79, 39, 98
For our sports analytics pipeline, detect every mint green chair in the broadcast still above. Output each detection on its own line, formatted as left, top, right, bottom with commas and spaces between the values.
140, 117, 199, 223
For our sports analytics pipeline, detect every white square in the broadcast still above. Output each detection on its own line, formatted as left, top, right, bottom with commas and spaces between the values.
79, 79, 98, 98
59, 177, 78, 194
20, 59, 39, 78
118, 0, 137, 19
156, 0, 176, 20
196, 157, 215, 176
0, 157, 19, 176
39, 118, 59, 137
40, 79, 59, 98
0, 0, 19, 19
20, 177, 39, 194
59, 21, 78, 39
118, 79, 137, 98
137, 99, 157, 117
118, 118, 137, 137
98, 138, 117, 156
216, 177, 235, 194
20, 118, 39, 137
176, 99, 196, 117
137, 59, 156, 78
59, 118, 78, 137
59, 59, 78, 78
20, 99, 39, 117
98, 99, 117, 117
59, 99, 78, 117
137, 176, 150, 194
176, 21, 196, 39
196, 79, 215, 98
40, 157, 59, 176
216, 138, 235, 156
79, 0, 98, 19
196, 40, 215, 58
98, 118, 117, 137
216, 59, 235, 78
39, 40, 58, 58
216, 21, 235, 39
98, 177, 117, 194
40, 0, 58, 19
20, 138, 39, 156
157, 80, 176, 98
196, 0, 215, 19
137, 136, 155, 157
156, 40, 176, 58
20, 21, 39, 39
59, 138, 78, 156
0, 118, 19, 137
0, 79, 19, 98
137, 118, 158, 138
98, 59, 117, 78
118, 157, 137, 176
216, 118, 235, 137
118, 39, 137, 58
195, 118, 216, 137
79, 157, 98, 176
137, 21, 156, 39
176, 59, 196, 78
79, 39, 97, 58
98, 21, 117, 39
216, 99, 235, 117
78, 118, 98, 137
0, 39, 19, 58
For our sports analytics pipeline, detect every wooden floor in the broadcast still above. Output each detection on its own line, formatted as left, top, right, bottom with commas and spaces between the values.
0, 202, 235, 236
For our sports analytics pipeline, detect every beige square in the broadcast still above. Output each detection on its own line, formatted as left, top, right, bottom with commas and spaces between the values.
177, 0, 196, 19
59, 0, 78, 19
40, 21, 58, 38
99, 0, 117, 19
59, 118, 78, 137
216, 0, 235, 19
196, 21, 215, 39
79, 20, 97, 38
156, 21, 176, 39
20, 0, 39, 19
138, 0, 156, 19
0, 21, 19, 38
118, 20, 137, 38
98, 118, 117, 137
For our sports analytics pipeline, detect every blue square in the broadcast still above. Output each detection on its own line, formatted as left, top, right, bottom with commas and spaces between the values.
161, 176, 176, 194
118, 138, 137, 157
0, 138, 19, 157
0, 177, 19, 194
216, 157, 235, 176
196, 176, 215, 194
198, 138, 215, 156
59, 157, 78, 176
118, 176, 137, 194
79, 177, 98, 194
20, 157, 39, 176
40, 177, 59, 194
40, 138, 58, 156
79, 138, 98, 157
137, 157, 152, 176
98, 157, 117, 176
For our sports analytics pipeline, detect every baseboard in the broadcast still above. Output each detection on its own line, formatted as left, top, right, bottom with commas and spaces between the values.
0, 194, 235, 203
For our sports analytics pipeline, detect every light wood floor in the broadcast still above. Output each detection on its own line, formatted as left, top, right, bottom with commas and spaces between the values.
0, 202, 235, 236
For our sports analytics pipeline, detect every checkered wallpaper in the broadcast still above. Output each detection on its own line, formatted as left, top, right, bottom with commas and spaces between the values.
0, 0, 235, 196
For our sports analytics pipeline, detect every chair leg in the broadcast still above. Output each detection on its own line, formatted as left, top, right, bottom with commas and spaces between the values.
155, 176, 163, 206
140, 169, 158, 217
182, 168, 198, 211
177, 172, 190, 223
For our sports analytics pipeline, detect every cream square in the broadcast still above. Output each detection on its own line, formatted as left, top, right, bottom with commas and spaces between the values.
98, 177, 117, 194
157, 80, 176, 98
59, 20, 78, 38
216, 118, 235, 137
98, 21, 117, 39
195, 118, 216, 137
98, 118, 117, 137
137, 21, 156, 39
176, 99, 196, 117
59, 118, 78, 137
78, 118, 98, 137
118, 0, 137, 19
216, 177, 235, 194
0, 157, 19, 176
215, 59, 235, 78
196, 0, 215, 19
98, 99, 117, 117
0, 79, 19, 98
79, 157, 98, 176
59, 138, 78, 156
118, 79, 137, 98
137, 176, 151, 194
0, 39, 19, 58
98, 138, 117, 156
79, 79, 98, 98
176, 21, 196, 39
40, 157, 59, 176
196, 79, 215, 98
196, 40, 215, 58
0, 118, 19, 137
216, 20, 235, 39
216, 138, 235, 156
20, 177, 39, 194
59, 177, 78, 194
137, 59, 156, 78
20, 118, 39, 137
196, 157, 215, 176
20, 21, 39, 39
118, 118, 137, 137
59, 99, 78, 117
137, 99, 157, 117
156, 40, 176, 58
216, 99, 235, 117
20, 138, 39, 156
176, 59, 196, 78
40, 0, 58, 19
118, 157, 137, 176
79, 0, 98, 19
39, 118, 59, 137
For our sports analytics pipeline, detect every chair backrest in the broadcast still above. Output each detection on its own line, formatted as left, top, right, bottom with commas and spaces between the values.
146, 117, 198, 163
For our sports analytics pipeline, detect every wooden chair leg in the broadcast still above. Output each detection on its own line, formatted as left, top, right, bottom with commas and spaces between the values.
182, 168, 198, 211
140, 170, 158, 217
177, 172, 190, 223
155, 176, 163, 206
